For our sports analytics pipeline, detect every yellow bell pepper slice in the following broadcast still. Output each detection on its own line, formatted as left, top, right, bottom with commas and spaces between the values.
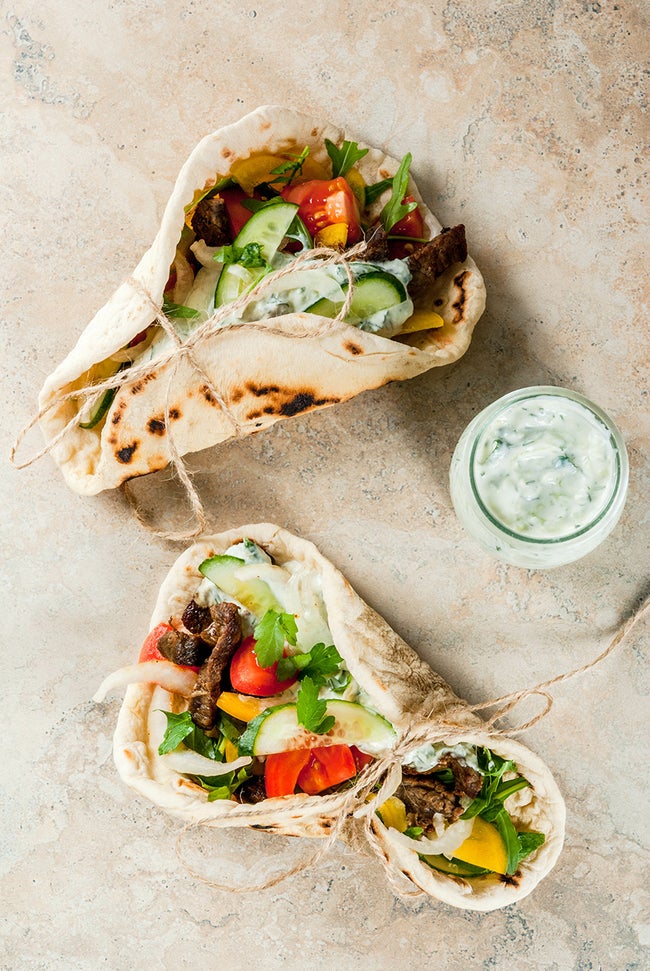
345, 168, 366, 208
376, 795, 408, 832
400, 309, 445, 333
315, 223, 349, 249
216, 691, 268, 723
453, 816, 508, 874
224, 739, 240, 762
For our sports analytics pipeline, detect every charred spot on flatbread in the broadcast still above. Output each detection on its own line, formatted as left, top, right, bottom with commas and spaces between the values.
147, 417, 166, 436
199, 384, 218, 405
344, 340, 364, 356
116, 441, 139, 464
129, 372, 157, 396
246, 381, 281, 397
452, 270, 470, 324
499, 871, 522, 887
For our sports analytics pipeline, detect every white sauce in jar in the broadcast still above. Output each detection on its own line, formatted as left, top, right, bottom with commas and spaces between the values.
472, 395, 618, 539
449, 387, 628, 568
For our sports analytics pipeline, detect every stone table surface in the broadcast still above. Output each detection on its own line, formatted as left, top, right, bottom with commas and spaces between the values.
2, 2, 649, 969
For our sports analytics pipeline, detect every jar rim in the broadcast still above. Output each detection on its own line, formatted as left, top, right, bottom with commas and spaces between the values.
466, 386, 628, 546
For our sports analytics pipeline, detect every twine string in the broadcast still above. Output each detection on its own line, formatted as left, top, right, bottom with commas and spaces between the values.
12, 242, 370, 537
171, 591, 648, 894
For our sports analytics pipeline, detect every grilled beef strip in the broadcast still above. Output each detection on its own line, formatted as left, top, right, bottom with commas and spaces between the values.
181, 599, 212, 634
191, 194, 232, 247
405, 224, 467, 300
189, 601, 242, 731
396, 755, 483, 832
157, 629, 213, 667
363, 223, 390, 261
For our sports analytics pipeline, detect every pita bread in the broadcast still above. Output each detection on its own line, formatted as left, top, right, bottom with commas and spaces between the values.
39, 106, 486, 495
103, 524, 564, 908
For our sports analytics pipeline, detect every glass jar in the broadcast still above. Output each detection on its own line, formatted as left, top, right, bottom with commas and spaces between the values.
449, 386, 629, 568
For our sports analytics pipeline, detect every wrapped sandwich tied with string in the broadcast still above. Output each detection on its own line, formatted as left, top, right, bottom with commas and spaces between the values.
94, 524, 572, 912
22, 105, 485, 501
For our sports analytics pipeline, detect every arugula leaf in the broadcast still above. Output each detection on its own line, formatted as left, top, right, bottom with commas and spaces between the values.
364, 177, 393, 206
276, 643, 343, 686
162, 299, 201, 320
325, 138, 369, 178
296, 677, 335, 735
515, 831, 545, 866
380, 153, 417, 232
270, 146, 310, 186
199, 766, 251, 801
253, 610, 298, 667
157, 711, 222, 761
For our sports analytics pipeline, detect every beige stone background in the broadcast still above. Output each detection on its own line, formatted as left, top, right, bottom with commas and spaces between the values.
2, 1, 649, 968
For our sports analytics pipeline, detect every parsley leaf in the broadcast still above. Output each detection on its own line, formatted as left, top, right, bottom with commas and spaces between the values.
213, 241, 270, 270
296, 677, 335, 735
157, 710, 222, 761
380, 153, 417, 232
253, 610, 298, 667
325, 138, 369, 178
270, 146, 310, 186
276, 643, 343, 686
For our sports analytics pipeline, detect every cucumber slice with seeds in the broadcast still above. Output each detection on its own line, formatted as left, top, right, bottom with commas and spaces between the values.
305, 270, 406, 321
238, 699, 397, 757
198, 554, 281, 617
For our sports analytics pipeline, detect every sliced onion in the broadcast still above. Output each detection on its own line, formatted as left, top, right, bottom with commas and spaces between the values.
161, 748, 252, 777
93, 661, 197, 702
388, 816, 474, 858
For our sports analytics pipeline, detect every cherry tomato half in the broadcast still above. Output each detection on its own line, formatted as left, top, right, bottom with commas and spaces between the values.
388, 194, 426, 258
282, 177, 362, 245
218, 185, 254, 238
264, 749, 311, 798
229, 635, 298, 697
138, 623, 174, 663
297, 745, 357, 795
350, 746, 374, 772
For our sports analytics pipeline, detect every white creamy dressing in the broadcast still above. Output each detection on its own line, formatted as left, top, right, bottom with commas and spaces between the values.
472, 395, 618, 539
406, 742, 481, 774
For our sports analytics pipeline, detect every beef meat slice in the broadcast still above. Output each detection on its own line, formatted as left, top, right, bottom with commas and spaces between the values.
189, 601, 242, 730
191, 195, 232, 247
406, 224, 467, 299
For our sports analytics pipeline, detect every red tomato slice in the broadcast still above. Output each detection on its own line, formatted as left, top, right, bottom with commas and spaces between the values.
229, 635, 298, 697
219, 185, 254, 238
350, 746, 374, 772
137, 622, 201, 672
297, 744, 357, 795
138, 623, 174, 663
282, 177, 362, 244
388, 195, 426, 258
265, 749, 311, 798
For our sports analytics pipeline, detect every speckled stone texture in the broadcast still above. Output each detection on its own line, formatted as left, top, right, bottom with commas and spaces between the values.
2, 1, 649, 968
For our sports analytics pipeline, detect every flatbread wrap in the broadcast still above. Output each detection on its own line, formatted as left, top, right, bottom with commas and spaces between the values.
94, 524, 564, 910
39, 105, 486, 495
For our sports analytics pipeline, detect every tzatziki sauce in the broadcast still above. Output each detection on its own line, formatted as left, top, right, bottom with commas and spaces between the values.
472, 395, 617, 539
449, 387, 628, 568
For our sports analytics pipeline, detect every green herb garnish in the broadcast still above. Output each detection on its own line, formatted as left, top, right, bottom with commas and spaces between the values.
253, 609, 298, 667
325, 138, 368, 178
296, 676, 335, 735
270, 146, 310, 186
162, 299, 201, 320
276, 643, 342, 686
157, 710, 222, 761
380, 153, 417, 232
364, 177, 392, 206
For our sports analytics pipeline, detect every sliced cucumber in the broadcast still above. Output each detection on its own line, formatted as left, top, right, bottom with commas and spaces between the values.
214, 201, 299, 309
419, 854, 491, 878
305, 270, 406, 321
238, 699, 397, 757
198, 554, 282, 617
232, 201, 299, 262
